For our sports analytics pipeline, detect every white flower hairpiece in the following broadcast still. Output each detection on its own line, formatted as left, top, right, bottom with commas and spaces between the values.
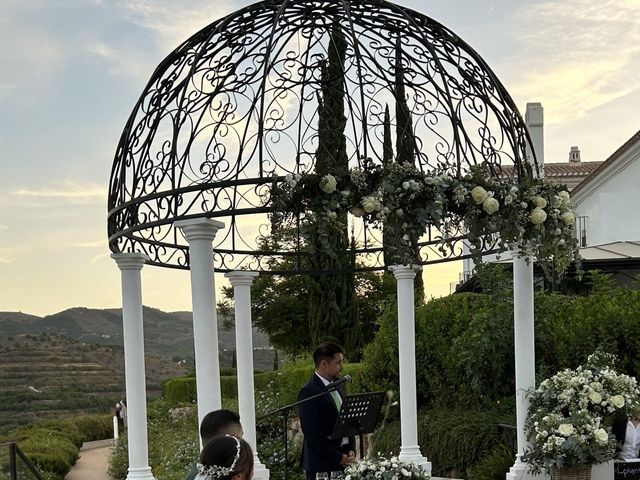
195, 435, 242, 480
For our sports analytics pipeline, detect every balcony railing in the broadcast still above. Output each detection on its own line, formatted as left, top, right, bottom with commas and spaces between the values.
576, 216, 588, 247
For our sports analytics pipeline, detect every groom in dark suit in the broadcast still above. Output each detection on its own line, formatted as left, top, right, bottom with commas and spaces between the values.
298, 342, 356, 480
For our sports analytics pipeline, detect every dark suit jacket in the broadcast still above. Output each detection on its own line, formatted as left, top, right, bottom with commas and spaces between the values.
298, 374, 355, 474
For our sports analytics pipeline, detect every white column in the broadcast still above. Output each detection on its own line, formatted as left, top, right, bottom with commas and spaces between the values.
506, 254, 540, 480
174, 218, 225, 440
225, 271, 269, 480
111, 252, 156, 480
507, 104, 545, 480
390, 265, 431, 474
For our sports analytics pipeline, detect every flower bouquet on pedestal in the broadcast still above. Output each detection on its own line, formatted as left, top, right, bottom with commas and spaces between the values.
524, 351, 640, 479
343, 455, 430, 480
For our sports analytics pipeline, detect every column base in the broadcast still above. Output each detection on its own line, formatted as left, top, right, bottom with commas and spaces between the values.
506, 459, 545, 480
398, 446, 431, 475
126, 466, 157, 480
252, 457, 270, 480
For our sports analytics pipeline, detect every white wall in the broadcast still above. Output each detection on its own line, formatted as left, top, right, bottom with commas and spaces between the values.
573, 143, 640, 246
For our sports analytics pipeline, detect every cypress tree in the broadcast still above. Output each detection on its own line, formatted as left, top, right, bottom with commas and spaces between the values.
307, 21, 360, 357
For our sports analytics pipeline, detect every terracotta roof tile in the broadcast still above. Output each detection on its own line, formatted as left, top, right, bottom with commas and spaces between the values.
499, 162, 601, 178
543, 161, 602, 177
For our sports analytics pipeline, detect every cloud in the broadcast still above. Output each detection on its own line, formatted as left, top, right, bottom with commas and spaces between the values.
506, 0, 640, 124
8, 181, 105, 206
116, 0, 242, 52
0, 246, 15, 264
74, 239, 107, 248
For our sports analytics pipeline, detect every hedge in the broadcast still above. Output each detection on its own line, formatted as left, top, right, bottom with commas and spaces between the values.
162, 362, 367, 407
0, 414, 113, 480
363, 285, 640, 408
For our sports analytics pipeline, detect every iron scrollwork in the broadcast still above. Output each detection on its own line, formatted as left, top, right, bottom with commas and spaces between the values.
108, 0, 536, 273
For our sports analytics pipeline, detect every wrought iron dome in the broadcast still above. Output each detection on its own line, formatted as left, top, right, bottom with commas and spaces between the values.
108, 0, 538, 274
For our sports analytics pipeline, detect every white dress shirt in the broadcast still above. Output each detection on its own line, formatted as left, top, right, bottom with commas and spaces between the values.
315, 373, 348, 446
620, 419, 640, 460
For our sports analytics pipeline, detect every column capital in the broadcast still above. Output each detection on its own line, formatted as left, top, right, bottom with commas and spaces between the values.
225, 271, 259, 286
389, 264, 422, 279
174, 218, 225, 242
111, 252, 150, 270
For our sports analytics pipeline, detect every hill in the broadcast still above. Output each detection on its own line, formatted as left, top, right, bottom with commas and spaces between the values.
0, 333, 187, 433
0, 307, 275, 368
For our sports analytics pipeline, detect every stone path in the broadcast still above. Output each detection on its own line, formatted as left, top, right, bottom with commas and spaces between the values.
65, 439, 115, 480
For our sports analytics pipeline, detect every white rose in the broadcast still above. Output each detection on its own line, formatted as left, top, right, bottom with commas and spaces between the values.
611, 395, 626, 408
589, 391, 603, 404
361, 196, 376, 213
534, 196, 548, 208
351, 207, 365, 218
558, 423, 574, 436
595, 428, 609, 445
504, 194, 514, 205
326, 211, 337, 220
483, 197, 500, 214
402, 181, 411, 190
319, 174, 337, 193
471, 186, 489, 204
562, 212, 576, 225
530, 207, 547, 225
558, 190, 570, 203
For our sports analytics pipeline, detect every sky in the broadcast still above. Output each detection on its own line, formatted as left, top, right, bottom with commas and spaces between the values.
1, 0, 639, 316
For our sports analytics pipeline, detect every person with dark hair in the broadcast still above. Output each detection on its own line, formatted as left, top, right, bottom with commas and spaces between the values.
186, 409, 244, 480
195, 435, 254, 480
200, 409, 243, 446
613, 408, 640, 460
298, 342, 356, 480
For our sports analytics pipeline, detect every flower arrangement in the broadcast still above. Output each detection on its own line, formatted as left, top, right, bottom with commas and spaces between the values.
523, 351, 640, 474
343, 454, 430, 480
269, 161, 581, 277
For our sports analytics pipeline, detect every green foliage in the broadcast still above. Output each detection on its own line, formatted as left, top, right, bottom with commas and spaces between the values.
364, 293, 514, 406
72, 414, 114, 442
371, 406, 515, 478
364, 281, 640, 408
108, 437, 129, 480
467, 444, 516, 480
0, 415, 110, 480
162, 377, 198, 404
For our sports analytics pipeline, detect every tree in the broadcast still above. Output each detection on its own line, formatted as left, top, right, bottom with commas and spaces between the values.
218, 231, 389, 360
307, 21, 362, 355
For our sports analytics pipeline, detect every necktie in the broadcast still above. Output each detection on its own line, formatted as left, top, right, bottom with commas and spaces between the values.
331, 389, 342, 411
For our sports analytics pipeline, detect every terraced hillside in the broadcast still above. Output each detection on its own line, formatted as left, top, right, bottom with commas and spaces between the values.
0, 333, 187, 433
0, 307, 275, 369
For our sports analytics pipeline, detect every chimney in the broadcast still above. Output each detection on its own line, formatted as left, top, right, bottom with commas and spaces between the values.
569, 146, 581, 163
525, 102, 544, 177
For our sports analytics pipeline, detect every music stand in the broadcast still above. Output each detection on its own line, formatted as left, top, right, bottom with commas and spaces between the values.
331, 391, 385, 459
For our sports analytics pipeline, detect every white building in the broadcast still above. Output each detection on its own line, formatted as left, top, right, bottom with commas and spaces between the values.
571, 130, 640, 247
456, 104, 640, 291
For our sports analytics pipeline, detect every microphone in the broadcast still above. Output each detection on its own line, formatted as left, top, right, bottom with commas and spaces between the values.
326, 375, 352, 390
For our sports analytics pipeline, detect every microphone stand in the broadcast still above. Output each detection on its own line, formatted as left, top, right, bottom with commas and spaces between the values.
259, 385, 344, 480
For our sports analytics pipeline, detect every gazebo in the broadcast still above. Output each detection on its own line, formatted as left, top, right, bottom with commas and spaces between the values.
108, 1, 544, 479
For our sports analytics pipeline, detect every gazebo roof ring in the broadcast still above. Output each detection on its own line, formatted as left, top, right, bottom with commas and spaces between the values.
108, 0, 537, 273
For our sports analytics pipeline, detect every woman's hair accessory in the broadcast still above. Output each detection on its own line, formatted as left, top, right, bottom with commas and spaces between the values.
195, 435, 242, 479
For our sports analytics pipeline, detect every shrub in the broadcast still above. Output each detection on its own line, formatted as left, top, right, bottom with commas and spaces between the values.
467, 444, 515, 480
364, 284, 640, 409
72, 414, 113, 442
370, 406, 516, 479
